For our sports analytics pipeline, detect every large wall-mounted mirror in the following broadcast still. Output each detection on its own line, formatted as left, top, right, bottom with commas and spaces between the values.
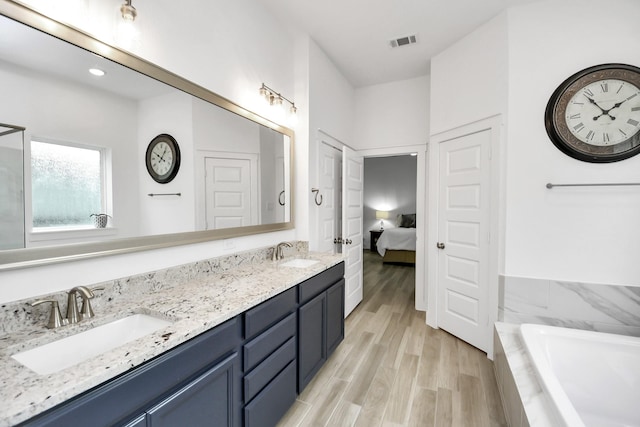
0, 2, 294, 269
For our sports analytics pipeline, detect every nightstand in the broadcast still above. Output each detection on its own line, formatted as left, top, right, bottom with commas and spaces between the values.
370, 230, 383, 253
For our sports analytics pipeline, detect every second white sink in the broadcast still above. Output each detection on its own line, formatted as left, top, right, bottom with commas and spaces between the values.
12, 313, 173, 375
280, 258, 320, 268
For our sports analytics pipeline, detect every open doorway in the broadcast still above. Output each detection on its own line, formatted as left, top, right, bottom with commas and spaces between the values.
362, 155, 418, 304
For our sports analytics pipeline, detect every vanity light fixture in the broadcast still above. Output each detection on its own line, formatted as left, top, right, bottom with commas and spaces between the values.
88, 68, 105, 77
259, 83, 297, 116
120, 0, 137, 21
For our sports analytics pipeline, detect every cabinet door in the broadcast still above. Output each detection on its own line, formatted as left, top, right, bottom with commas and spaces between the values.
244, 361, 297, 427
297, 292, 326, 392
326, 279, 345, 356
147, 353, 240, 427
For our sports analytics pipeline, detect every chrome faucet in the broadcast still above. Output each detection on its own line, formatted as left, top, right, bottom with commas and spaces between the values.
32, 286, 104, 329
31, 299, 65, 329
272, 241, 293, 261
66, 286, 95, 324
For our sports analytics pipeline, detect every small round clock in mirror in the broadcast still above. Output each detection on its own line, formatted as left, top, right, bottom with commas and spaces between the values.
545, 63, 640, 163
145, 134, 181, 183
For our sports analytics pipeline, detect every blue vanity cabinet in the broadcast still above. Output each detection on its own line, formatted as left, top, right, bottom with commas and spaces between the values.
242, 287, 298, 427
144, 352, 240, 426
18, 261, 346, 427
297, 263, 345, 392
19, 316, 243, 427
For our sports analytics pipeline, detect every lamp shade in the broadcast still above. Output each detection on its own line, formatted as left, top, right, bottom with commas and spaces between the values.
375, 210, 389, 220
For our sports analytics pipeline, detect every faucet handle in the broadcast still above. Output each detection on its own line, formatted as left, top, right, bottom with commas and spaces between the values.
32, 299, 65, 329
80, 286, 104, 319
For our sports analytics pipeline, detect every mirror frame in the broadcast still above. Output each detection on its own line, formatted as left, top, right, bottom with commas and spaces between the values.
0, 1, 295, 270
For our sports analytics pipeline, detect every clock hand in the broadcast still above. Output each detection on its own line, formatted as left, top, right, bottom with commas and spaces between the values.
585, 95, 606, 114
592, 99, 628, 121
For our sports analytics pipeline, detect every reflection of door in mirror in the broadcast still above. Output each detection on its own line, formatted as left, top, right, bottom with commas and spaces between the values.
204, 155, 258, 229
0, 124, 25, 250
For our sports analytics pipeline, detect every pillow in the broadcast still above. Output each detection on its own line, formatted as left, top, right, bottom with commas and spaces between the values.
399, 214, 416, 228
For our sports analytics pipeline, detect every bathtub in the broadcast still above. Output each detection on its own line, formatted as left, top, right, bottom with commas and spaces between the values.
520, 324, 640, 427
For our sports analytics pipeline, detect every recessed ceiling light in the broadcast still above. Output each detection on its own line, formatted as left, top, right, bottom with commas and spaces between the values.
410, 153, 417, 156
89, 68, 105, 77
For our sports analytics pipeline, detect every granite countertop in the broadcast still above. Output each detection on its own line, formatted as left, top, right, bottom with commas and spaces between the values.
0, 252, 344, 426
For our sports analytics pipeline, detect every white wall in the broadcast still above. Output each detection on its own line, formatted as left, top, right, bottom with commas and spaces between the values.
0, 0, 298, 303
306, 38, 356, 251
363, 156, 417, 248
430, 0, 640, 286
138, 91, 195, 235
504, 0, 640, 285
430, 12, 508, 135
354, 76, 430, 150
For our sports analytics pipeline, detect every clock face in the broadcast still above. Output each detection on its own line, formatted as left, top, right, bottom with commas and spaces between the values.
145, 134, 180, 183
545, 64, 640, 163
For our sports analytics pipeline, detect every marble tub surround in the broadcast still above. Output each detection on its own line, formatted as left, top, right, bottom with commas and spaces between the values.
0, 244, 342, 426
493, 322, 558, 427
498, 275, 640, 336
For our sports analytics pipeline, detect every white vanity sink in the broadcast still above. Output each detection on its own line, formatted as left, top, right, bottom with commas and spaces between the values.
280, 258, 320, 268
12, 314, 173, 375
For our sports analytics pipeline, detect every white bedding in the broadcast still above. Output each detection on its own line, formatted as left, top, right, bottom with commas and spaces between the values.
376, 227, 416, 256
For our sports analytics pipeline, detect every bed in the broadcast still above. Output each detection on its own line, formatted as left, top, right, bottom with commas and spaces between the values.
375, 217, 417, 264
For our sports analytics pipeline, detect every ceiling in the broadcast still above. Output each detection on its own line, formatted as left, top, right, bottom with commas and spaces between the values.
255, 0, 539, 87
0, 15, 172, 101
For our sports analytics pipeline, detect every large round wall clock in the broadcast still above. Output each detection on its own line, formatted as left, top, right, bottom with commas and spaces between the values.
145, 134, 181, 183
545, 63, 640, 163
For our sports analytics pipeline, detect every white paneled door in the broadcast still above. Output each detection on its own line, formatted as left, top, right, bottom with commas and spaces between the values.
342, 146, 363, 317
318, 142, 342, 253
204, 155, 258, 229
437, 130, 491, 351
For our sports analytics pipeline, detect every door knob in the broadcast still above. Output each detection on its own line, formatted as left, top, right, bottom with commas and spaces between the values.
334, 237, 343, 244
345, 238, 352, 245
436, 242, 445, 249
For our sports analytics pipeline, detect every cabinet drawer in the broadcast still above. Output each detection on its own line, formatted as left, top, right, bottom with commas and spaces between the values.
244, 360, 297, 427
244, 312, 296, 371
298, 262, 345, 304
244, 337, 296, 402
244, 287, 296, 340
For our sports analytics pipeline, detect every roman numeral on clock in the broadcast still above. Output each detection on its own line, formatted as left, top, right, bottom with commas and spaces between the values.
586, 130, 594, 141
628, 118, 640, 127
573, 123, 585, 132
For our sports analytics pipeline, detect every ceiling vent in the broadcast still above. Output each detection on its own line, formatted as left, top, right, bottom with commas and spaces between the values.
389, 34, 418, 48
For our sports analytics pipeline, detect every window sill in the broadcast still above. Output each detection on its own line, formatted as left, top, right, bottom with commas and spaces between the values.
29, 226, 118, 243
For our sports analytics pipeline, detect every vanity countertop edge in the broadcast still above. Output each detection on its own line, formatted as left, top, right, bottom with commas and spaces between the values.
0, 252, 345, 426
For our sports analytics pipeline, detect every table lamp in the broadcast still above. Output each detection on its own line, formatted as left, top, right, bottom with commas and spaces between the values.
375, 210, 389, 230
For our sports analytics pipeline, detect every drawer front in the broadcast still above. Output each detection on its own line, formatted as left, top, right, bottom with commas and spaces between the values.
298, 262, 345, 305
244, 361, 297, 427
244, 287, 296, 340
244, 337, 296, 402
243, 312, 296, 371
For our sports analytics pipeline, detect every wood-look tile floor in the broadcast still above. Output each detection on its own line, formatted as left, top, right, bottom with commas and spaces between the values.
278, 251, 507, 427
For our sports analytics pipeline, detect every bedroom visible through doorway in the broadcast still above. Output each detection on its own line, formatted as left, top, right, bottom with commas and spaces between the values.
363, 154, 419, 304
